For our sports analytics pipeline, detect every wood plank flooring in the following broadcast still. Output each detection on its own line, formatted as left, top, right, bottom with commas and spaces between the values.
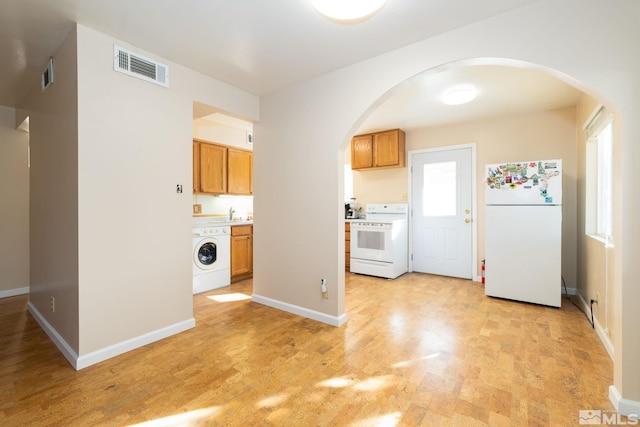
1, 273, 614, 426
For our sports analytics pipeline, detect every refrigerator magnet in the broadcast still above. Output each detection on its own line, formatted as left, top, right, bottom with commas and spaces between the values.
545, 196, 553, 203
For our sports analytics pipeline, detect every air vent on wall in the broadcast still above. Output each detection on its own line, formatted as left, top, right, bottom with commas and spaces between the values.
113, 45, 169, 88
41, 58, 54, 92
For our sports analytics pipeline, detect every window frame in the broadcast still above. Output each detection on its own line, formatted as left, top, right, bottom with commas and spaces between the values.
585, 105, 614, 245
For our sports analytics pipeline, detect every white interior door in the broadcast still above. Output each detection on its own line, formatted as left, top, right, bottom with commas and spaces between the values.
411, 146, 473, 279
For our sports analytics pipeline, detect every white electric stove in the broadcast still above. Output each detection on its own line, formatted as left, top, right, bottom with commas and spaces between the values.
350, 203, 408, 279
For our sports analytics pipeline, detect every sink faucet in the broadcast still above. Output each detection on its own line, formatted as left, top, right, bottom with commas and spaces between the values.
229, 206, 235, 221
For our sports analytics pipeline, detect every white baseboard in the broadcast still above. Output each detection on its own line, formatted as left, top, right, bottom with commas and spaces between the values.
609, 385, 640, 417
76, 318, 196, 370
0, 286, 29, 298
28, 301, 79, 368
251, 294, 347, 327
27, 301, 196, 370
575, 291, 614, 361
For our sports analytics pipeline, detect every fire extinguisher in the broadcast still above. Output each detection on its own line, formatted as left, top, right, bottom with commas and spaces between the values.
481, 259, 485, 284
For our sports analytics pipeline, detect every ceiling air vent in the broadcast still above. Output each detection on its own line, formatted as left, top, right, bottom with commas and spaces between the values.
113, 45, 169, 88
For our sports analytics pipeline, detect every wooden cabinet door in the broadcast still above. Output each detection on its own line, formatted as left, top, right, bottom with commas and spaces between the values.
351, 134, 373, 170
231, 225, 253, 277
373, 129, 404, 168
199, 143, 227, 194
345, 222, 350, 270
227, 148, 253, 195
192, 141, 200, 192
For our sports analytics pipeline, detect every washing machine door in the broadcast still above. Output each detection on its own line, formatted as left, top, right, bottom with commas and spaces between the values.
194, 237, 219, 271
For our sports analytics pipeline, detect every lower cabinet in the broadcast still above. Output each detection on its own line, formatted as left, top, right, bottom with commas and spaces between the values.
231, 225, 253, 282
345, 222, 350, 270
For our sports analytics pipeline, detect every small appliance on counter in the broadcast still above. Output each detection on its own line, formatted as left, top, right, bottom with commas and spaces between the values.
345, 197, 361, 219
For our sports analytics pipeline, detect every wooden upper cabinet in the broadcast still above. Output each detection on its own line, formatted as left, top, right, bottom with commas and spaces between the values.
199, 142, 227, 194
351, 129, 405, 170
374, 129, 405, 168
351, 134, 374, 169
193, 139, 253, 195
192, 141, 200, 193
227, 148, 253, 195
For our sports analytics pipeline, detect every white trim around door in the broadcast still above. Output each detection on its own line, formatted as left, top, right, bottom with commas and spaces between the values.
408, 143, 478, 281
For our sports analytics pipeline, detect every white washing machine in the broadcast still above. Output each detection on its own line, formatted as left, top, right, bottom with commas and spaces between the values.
193, 225, 231, 294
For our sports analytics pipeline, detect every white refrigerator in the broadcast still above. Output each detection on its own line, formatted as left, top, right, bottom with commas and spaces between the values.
484, 159, 562, 307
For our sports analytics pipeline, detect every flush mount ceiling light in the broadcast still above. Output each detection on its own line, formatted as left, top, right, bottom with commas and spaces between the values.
441, 85, 478, 105
311, 0, 388, 24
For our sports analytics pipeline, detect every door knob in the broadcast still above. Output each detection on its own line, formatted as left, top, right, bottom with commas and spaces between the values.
465, 218, 471, 223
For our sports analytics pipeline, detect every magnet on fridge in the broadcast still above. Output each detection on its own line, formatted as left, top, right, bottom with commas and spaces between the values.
545, 196, 553, 203
529, 162, 537, 168
509, 183, 517, 189
494, 183, 501, 189
538, 163, 545, 174
531, 174, 539, 185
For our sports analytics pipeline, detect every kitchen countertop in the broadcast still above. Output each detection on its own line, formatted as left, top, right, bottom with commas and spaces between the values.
193, 215, 253, 227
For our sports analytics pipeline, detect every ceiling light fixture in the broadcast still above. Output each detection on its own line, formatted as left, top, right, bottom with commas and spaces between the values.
310, 0, 388, 24
441, 85, 477, 105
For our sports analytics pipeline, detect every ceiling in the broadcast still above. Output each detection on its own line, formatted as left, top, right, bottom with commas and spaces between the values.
0, 0, 584, 130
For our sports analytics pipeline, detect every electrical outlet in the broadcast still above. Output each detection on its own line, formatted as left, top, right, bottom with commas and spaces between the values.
50, 296, 55, 312
193, 204, 202, 214
321, 278, 329, 299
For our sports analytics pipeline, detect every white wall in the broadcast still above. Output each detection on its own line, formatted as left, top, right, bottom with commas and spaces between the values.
352, 107, 577, 285
0, 106, 29, 297
17, 24, 260, 367
74, 24, 259, 359
18, 28, 80, 351
192, 118, 253, 150
256, 0, 640, 407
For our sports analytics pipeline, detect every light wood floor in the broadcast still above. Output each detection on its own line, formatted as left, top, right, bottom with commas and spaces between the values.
1, 273, 614, 426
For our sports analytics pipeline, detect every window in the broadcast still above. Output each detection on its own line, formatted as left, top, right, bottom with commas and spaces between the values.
423, 161, 457, 216
344, 164, 353, 203
585, 106, 613, 241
